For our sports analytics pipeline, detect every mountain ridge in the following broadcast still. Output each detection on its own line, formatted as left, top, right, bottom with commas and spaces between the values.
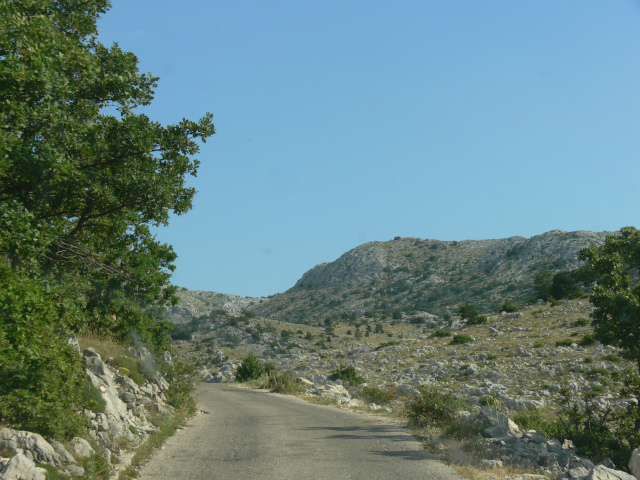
170, 229, 610, 325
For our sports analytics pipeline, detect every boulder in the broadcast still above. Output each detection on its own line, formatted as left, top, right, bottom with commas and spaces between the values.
70, 437, 95, 459
396, 385, 419, 396
629, 448, 640, 480
586, 465, 636, 480
477, 406, 521, 438
0, 428, 67, 466
0, 453, 46, 480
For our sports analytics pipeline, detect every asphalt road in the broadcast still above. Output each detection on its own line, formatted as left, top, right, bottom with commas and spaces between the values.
138, 384, 464, 480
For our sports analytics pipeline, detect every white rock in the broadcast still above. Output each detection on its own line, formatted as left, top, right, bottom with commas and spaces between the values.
586, 465, 636, 480
0, 453, 46, 480
629, 448, 640, 480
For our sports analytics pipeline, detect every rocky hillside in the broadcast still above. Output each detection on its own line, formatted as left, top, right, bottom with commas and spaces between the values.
173, 297, 638, 478
170, 230, 608, 326
167, 289, 265, 324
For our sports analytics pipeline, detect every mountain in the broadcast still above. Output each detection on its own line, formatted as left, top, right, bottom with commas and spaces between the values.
171, 229, 609, 325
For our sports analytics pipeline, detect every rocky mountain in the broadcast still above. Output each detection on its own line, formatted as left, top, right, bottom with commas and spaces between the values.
170, 229, 609, 325
250, 229, 608, 323
167, 289, 265, 324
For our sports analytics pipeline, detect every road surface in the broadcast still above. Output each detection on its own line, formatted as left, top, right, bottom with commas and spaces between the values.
138, 383, 463, 480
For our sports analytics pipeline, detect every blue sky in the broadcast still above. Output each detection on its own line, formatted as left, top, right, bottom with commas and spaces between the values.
97, 1, 640, 298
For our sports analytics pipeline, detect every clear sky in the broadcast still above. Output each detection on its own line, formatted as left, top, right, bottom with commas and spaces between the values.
97, 1, 640, 298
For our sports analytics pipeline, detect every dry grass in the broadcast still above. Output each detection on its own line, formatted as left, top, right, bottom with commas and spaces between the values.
78, 333, 131, 360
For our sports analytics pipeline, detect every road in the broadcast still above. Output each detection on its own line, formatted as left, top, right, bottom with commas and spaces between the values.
138, 383, 464, 480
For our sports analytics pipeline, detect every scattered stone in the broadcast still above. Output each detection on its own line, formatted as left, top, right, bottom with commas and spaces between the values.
70, 437, 95, 459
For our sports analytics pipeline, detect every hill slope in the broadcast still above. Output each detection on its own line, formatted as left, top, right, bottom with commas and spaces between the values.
170, 229, 608, 325
250, 229, 607, 323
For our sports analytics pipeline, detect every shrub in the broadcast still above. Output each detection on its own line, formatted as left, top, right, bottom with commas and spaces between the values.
329, 365, 365, 386
467, 315, 487, 325
479, 395, 496, 406
112, 356, 151, 386
262, 371, 306, 394
500, 301, 519, 313
164, 362, 198, 414
405, 388, 475, 439
552, 374, 640, 472
513, 407, 547, 432
431, 330, 452, 338
80, 380, 107, 414
354, 386, 388, 405
235, 354, 264, 382
533, 341, 544, 348
264, 362, 277, 375
555, 339, 573, 347
574, 318, 589, 327
579, 333, 596, 347
375, 341, 400, 351
450, 334, 474, 345
603, 353, 622, 363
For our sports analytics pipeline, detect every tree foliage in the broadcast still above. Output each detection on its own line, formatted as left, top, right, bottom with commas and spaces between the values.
579, 227, 640, 372
0, 0, 213, 436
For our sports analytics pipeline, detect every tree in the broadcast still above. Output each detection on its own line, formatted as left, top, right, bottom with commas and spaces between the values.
550, 271, 580, 300
0, 0, 213, 436
0, 0, 214, 341
579, 227, 640, 373
534, 270, 553, 301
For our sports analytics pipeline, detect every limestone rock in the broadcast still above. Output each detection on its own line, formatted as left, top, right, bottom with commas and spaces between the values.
586, 465, 636, 480
0, 453, 46, 480
396, 385, 419, 396
629, 448, 640, 480
0, 428, 66, 466
70, 437, 95, 459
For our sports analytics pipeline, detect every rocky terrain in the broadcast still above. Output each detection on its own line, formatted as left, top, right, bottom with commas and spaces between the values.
171, 296, 639, 479
170, 229, 609, 325
0, 343, 176, 480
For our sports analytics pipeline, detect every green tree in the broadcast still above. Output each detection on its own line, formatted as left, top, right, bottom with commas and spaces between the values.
534, 270, 553, 301
579, 227, 640, 373
235, 354, 264, 382
458, 304, 479, 321
0, 0, 213, 438
0, 0, 213, 342
551, 271, 580, 300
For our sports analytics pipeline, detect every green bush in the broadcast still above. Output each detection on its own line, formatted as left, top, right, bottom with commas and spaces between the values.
479, 395, 496, 406
0, 268, 88, 439
164, 362, 198, 414
450, 334, 474, 345
405, 388, 478, 439
262, 371, 306, 394
112, 356, 152, 386
574, 318, 589, 327
375, 341, 400, 351
354, 386, 388, 405
555, 339, 573, 347
431, 330, 452, 338
467, 315, 487, 325
80, 380, 107, 414
329, 365, 365, 386
235, 353, 264, 382
500, 301, 519, 313
579, 333, 596, 346
552, 374, 640, 472
512, 407, 547, 432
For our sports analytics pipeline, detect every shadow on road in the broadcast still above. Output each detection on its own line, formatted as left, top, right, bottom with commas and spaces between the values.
302, 424, 443, 461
